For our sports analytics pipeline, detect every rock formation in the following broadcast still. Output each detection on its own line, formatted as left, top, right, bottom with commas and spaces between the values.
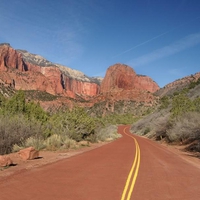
0, 155, 13, 167
18, 147, 39, 160
0, 43, 160, 109
89, 63, 160, 115
100, 63, 159, 94
155, 72, 200, 97
0, 43, 100, 99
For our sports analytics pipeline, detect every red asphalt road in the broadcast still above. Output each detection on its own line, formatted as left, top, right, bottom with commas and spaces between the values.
0, 125, 200, 200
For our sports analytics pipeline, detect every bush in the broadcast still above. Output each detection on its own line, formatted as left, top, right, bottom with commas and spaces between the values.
166, 112, 200, 144
154, 114, 172, 141
95, 125, 121, 142
12, 137, 45, 152
159, 96, 170, 110
185, 141, 200, 152
45, 134, 64, 151
23, 136, 45, 150
130, 109, 170, 138
0, 114, 42, 154
61, 137, 77, 149
95, 113, 137, 126
144, 127, 151, 135
171, 94, 195, 117
56, 107, 96, 141
44, 134, 77, 150
12, 136, 46, 152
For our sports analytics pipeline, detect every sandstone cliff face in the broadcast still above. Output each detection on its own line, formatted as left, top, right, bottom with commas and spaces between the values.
100, 64, 137, 93
0, 44, 100, 99
0, 44, 160, 109
0, 43, 26, 72
95, 63, 160, 110
100, 63, 159, 94
134, 75, 160, 93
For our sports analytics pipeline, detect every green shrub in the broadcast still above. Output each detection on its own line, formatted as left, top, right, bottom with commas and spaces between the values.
159, 96, 170, 110
171, 94, 195, 117
144, 127, 151, 135
188, 78, 200, 89
25, 90, 57, 101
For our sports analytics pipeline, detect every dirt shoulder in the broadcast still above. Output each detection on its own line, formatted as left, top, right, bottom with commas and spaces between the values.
159, 141, 200, 169
1, 137, 199, 180
0, 142, 108, 180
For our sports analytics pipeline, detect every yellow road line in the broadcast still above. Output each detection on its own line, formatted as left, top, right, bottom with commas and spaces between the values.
121, 127, 141, 200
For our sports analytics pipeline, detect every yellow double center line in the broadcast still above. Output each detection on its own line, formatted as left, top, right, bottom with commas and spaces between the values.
121, 127, 141, 200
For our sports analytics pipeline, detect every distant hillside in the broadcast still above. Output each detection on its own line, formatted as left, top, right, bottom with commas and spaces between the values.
131, 77, 200, 153
155, 72, 200, 97
0, 43, 160, 114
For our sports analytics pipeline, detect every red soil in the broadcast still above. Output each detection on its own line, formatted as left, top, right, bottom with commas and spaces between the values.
0, 125, 200, 200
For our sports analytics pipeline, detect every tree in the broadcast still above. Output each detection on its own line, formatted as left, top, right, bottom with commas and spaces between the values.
4, 90, 26, 114
171, 94, 195, 117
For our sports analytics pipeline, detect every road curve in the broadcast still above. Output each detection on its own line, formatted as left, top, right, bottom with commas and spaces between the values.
131, 128, 200, 200
0, 125, 200, 200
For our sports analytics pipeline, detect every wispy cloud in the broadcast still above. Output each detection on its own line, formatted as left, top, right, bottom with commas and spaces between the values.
129, 32, 200, 67
168, 67, 187, 76
0, 0, 93, 65
112, 31, 170, 58
112, 16, 200, 58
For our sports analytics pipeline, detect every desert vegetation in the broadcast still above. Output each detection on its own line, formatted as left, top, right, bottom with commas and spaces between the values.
0, 90, 137, 155
131, 78, 200, 152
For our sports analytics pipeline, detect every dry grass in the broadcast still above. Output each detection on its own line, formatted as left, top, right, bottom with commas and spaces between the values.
130, 108, 170, 139
13, 134, 77, 152
95, 125, 121, 142
0, 115, 42, 154
166, 112, 200, 144
12, 136, 46, 152
44, 134, 77, 150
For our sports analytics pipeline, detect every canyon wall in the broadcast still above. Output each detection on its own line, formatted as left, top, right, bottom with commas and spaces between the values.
100, 63, 159, 94
0, 44, 160, 107
0, 44, 100, 99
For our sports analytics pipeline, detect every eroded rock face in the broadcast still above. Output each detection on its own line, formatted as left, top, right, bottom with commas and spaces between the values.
134, 75, 160, 93
0, 44, 100, 99
89, 63, 160, 113
0, 44, 160, 110
101, 64, 137, 93
0, 43, 25, 72
100, 63, 159, 93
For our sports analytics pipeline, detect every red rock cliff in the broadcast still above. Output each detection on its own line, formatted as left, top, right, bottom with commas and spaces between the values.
0, 44, 25, 72
0, 44, 100, 99
0, 44, 160, 108
100, 63, 159, 93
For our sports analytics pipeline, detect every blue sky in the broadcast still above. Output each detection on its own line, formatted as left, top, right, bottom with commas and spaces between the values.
0, 0, 200, 87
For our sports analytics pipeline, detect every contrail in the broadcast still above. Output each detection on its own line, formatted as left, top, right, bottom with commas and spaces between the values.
129, 32, 200, 67
112, 16, 200, 58
112, 31, 170, 58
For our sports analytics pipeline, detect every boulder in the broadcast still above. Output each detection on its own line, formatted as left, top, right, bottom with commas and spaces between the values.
0, 155, 13, 167
18, 147, 39, 160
